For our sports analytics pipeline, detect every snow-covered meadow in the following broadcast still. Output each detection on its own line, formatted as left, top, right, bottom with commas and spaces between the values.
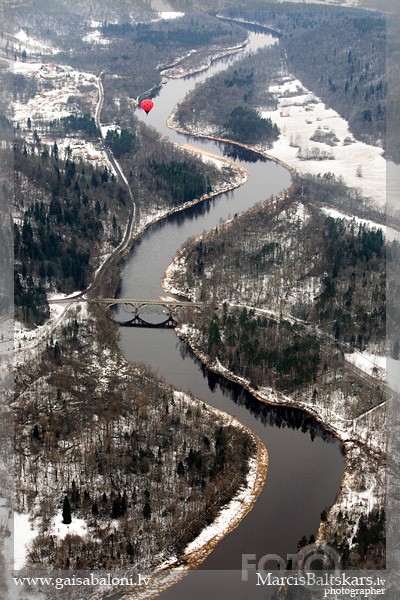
12, 62, 98, 125
261, 76, 387, 207
14, 29, 60, 55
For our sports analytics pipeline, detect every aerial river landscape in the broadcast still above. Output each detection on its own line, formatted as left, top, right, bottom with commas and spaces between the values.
116, 25, 345, 600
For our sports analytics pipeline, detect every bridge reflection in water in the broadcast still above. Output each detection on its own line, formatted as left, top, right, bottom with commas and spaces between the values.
95, 298, 213, 329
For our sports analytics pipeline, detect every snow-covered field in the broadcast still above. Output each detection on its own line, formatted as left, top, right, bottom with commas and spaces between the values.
12, 61, 98, 124
13, 511, 88, 570
158, 11, 185, 20
14, 29, 60, 55
345, 350, 386, 378
261, 76, 387, 206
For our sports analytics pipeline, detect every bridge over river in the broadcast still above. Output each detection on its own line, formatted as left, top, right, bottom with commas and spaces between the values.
49, 296, 214, 328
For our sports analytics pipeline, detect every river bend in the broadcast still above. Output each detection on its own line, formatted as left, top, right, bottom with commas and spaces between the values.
117, 29, 344, 599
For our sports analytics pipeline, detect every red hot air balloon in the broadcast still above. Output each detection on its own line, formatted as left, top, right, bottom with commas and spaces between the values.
141, 99, 154, 115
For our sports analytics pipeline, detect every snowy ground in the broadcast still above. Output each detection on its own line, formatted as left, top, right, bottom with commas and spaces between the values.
82, 30, 110, 45
14, 298, 85, 365
14, 29, 60, 55
321, 206, 400, 242
345, 350, 386, 378
10, 58, 117, 173
12, 61, 98, 125
158, 11, 185, 20
261, 76, 387, 207
13, 511, 88, 570
174, 323, 386, 557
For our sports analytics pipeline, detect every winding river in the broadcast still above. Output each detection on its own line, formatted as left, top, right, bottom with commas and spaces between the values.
117, 28, 345, 599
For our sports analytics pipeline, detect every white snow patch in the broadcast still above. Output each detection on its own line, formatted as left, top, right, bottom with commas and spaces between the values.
57, 138, 114, 172
51, 514, 88, 541
321, 207, 381, 230
101, 124, 121, 138
47, 291, 83, 301
13, 512, 88, 570
14, 29, 60, 55
11, 61, 44, 74
13, 512, 39, 570
158, 11, 185, 20
261, 76, 386, 207
82, 30, 110, 45
345, 350, 386, 378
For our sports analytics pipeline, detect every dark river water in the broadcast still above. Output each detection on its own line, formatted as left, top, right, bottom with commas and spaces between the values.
117, 28, 345, 600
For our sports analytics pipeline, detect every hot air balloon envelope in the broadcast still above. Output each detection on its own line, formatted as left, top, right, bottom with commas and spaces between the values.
141, 99, 154, 115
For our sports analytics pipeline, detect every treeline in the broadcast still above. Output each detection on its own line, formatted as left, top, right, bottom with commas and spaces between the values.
179, 174, 389, 349
175, 45, 282, 145
49, 114, 100, 138
316, 215, 385, 349
223, 105, 279, 145
333, 508, 386, 569
13, 141, 129, 325
105, 128, 135, 158
204, 306, 320, 391
223, 5, 390, 157
149, 159, 212, 205
102, 19, 242, 49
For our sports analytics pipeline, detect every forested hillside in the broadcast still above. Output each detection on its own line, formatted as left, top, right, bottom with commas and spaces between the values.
9, 5, 247, 111
12, 109, 230, 326
14, 304, 255, 571
172, 174, 391, 348
222, 4, 392, 159
165, 174, 390, 566
172, 6, 390, 155
173, 44, 282, 146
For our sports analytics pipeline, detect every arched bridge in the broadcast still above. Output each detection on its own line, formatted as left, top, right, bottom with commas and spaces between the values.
49, 297, 214, 328
94, 298, 213, 328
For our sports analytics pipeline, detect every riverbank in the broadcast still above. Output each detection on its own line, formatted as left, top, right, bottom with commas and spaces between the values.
12, 116, 259, 587
166, 61, 388, 212
160, 41, 248, 80
13, 299, 267, 582
167, 102, 297, 176
144, 417, 269, 599
163, 72, 386, 560
161, 312, 385, 560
